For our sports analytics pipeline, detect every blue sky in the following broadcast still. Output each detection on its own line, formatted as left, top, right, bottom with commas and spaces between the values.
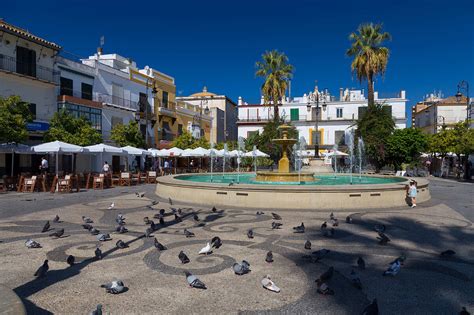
3, 0, 473, 122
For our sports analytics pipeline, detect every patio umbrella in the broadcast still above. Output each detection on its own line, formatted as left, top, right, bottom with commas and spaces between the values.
243, 149, 269, 157
323, 150, 349, 156
85, 144, 125, 171
0, 143, 31, 176
32, 141, 85, 176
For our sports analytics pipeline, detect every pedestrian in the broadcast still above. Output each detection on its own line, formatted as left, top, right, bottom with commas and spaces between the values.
164, 160, 169, 175
408, 180, 417, 208
102, 161, 110, 174
169, 159, 173, 175
39, 156, 49, 175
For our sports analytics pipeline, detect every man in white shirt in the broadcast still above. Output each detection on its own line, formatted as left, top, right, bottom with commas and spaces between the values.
102, 161, 110, 174
40, 157, 49, 175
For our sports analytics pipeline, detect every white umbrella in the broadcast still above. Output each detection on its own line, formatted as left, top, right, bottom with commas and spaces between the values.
121, 146, 150, 156
323, 150, 349, 156
32, 141, 85, 176
243, 149, 269, 157
209, 148, 221, 157
229, 150, 245, 157
148, 148, 165, 157
85, 144, 125, 172
0, 143, 31, 176
181, 149, 196, 157
191, 147, 210, 157
168, 147, 183, 157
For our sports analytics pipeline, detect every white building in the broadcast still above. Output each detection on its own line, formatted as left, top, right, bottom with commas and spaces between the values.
0, 19, 61, 144
238, 86, 407, 150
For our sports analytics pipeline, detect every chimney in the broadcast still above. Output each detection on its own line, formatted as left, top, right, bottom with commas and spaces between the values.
260, 95, 264, 105
238, 96, 243, 106
339, 88, 343, 101
97, 47, 103, 56
400, 90, 406, 99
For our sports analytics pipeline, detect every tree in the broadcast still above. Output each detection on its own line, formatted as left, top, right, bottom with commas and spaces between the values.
110, 120, 146, 148
45, 110, 102, 146
450, 121, 474, 179
386, 128, 429, 171
0, 95, 32, 143
355, 103, 395, 171
171, 131, 211, 149
427, 129, 455, 158
255, 50, 294, 121
346, 23, 391, 107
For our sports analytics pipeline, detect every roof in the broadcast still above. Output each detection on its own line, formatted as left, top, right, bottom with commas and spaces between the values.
190, 86, 217, 97
0, 19, 61, 50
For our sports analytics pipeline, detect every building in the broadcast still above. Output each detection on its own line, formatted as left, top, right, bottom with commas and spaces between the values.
412, 92, 468, 134
0, 19, 61, 144
177, 87, 238, 144
237, 86, 407, 151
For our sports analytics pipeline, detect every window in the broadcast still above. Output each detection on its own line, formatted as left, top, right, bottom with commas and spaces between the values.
58, 103, 102, 131
162, 91, 169, 108
60, 77, 73, 96
16, 46, 36, 77
290, 108, 299, 121
28, 103, 37, 120
358, 106, 367, 119
311, 107, 320, 120
383, 105, 392, 117
81, 83, 93, 100
111, 116, 123, 127
178, 124, 183, 136
247, 130, 259, 138
311, 130, 321, 145
335, 131, 345, 145
139, 92, 147, 112
336, 108, 343, 118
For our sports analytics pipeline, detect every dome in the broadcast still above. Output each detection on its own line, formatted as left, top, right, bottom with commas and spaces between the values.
190, 86, 217, 97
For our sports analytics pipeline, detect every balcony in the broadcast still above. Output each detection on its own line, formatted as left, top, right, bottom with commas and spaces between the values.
57, 92, 102, 109
96, 93, 139, 111
157, 100, 177, 118
0, 53, 59, 84
237, 117, 272, 124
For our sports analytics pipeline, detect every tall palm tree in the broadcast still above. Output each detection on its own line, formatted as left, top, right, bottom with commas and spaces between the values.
255, 50, 294, 121
346, 23, 391, 107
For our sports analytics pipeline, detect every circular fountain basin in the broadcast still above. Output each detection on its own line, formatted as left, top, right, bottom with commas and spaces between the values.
156, 173, 430, 210
255, 171, 316, 182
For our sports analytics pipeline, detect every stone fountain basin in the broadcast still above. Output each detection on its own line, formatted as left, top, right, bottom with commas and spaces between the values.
255, 171, 316, 182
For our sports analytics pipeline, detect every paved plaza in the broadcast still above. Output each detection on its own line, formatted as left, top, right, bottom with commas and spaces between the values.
0, 178, 473, 314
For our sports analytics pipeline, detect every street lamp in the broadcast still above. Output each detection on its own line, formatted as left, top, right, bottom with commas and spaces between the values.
455, 80, 470, 121
199, 99, 209, 138
306, 91, 327, 158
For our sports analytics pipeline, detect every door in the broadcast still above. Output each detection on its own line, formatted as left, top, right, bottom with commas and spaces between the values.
112, 156, 121, 173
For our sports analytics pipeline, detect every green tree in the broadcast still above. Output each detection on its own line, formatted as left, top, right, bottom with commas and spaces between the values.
386, 128, 429, 171
450, 121, 474, 179
171, 131, 211, 149
255, 50, 294, 121
0, 95, 32, 143
110, 120, 146, 148
191, 137, 210, 149
45, 110, 102, 146
427, 129, 455, 158
346, 23, 391, 107
355, 103, 395, 171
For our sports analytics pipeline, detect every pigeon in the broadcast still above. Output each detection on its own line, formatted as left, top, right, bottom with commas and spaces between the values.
116, 240, 128, 249
150, 221, 157, 231
293, 222, 305, 233
144, 217, 151, 225
97, 233, 111, 242
82, 223, 93, 230
361, 298, 378, 315
49, 228, 64, 238
135, 192, 145, 198
377, 232, 390, 245
82, 216, 93, 224
265, 251, 273, 263
272, 222, 283, 229
153, 238, 166, 251
145, 227, 153, 238
116, 226, 128, 234
174, 214, 182, 223
177, 208, 183, 215
184, 229, 195, 238
159, 216, 165, 225
261, 275, 280, 293
179, 251, 190, 264
304, 240, 311, 250
316, 266, 334, 284
350, 269, 362, 289
233, 260, 251, 275
357, 257, 366, 270
271, 213, 282, 220
247, 229, 254, 239
329, 213, 339, 226
116, 214, 125, 225
41, 221, 50, 233
460, 307, 470, 315
159, 209, 166, 215
390, 255, 407, 265
185, 271, 206, 289
34, 259, 49, 277
168, 197, 173, 205
374, 224, 386, 233
67, 255, 75, 266
312, 249, 330, 261
193, 214, 199, 222
199, 242, 212, 255
323, 228, 335, 237
101, 280, 125, 294
211, 236, 222, 249
440, 250, 456, 257
152, 200, 159, 205
90, 304, 102, 315
345, 215, 353, 224
90, 228, 100, 235
53, 215, 60, 223
316, 282, 335, 295
95, 247, 102, 260
383, 259, 401, 276
256, 211, 265, 215
108, 202, 115, 210
228, 182, 234, 186
212, 206, 217, 213
25, 239, 42, 248
320, 221, 327, 230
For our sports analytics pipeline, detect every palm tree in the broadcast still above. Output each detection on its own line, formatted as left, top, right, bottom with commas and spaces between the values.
255, 50, 294, 121
346, 23, 391, 107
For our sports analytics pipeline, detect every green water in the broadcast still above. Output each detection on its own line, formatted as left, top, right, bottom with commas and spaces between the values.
175, 173, 406, 185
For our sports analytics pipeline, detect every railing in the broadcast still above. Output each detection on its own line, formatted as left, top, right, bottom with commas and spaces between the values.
377, 92, 403, 99
237, 117, 272, 123
96, 93, 139, 110
0, 53, 59, 84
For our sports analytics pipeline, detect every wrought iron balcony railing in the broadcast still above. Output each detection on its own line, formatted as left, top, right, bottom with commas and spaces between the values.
0, 53, 59, 84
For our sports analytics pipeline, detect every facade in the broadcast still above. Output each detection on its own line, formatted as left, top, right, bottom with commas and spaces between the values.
0, 19, 61, 144
412, 93, 468, 134
177, 87, 238, 144
238, 86, 407, 150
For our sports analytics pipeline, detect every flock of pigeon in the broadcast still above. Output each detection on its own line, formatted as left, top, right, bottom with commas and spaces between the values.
23, 192, 468, 315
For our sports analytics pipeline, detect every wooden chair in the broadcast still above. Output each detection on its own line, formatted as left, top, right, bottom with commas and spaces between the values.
147, 171, 157, 183
23, 176, 37, 192
57, 175, 72, 193
93, 173, 105, 189
119, 172, 131, 186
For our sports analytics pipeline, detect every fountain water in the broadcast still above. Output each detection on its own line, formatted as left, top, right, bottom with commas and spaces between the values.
298, 137, 307, 183
237, 137, 245, 184
357, 137, 365, 181
333, 144, 338, 178
252, 145, 257, 174
345, 129, 354, 184
210, 142, 215, 182
223, 143, 228, 179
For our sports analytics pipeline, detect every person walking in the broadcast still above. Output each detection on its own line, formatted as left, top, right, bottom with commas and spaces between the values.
102, 161, 110, 174
408, 180, 417, 208
39, 157, 49, 175
164, 160, 169, 175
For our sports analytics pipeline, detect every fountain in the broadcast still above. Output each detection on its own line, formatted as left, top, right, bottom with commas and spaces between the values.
237, 137, 245, 184
358, 137, 365, 182
345, 129, 354, 184
252, 145, 257, 173
222, 143, 228, 179
255, 125, 315, 182
210, 142, 215, 182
